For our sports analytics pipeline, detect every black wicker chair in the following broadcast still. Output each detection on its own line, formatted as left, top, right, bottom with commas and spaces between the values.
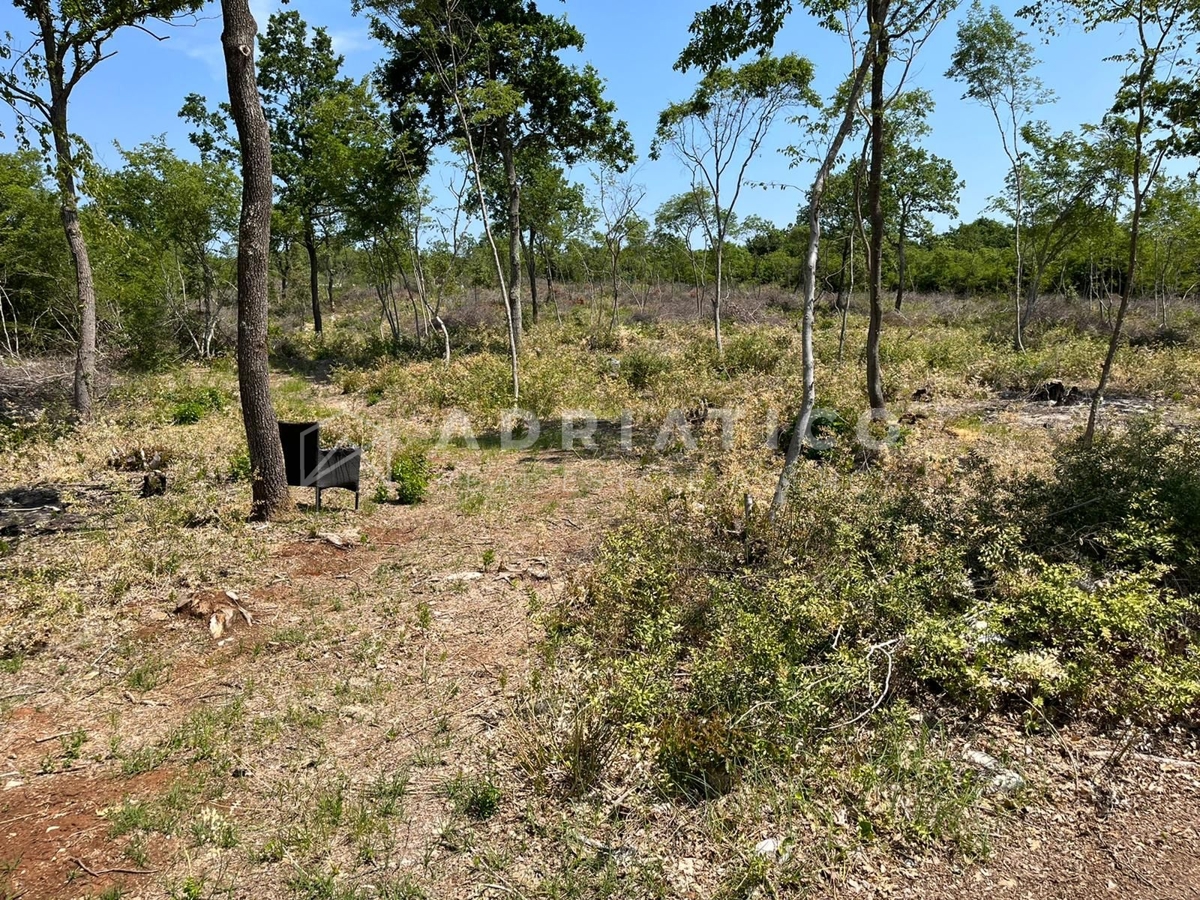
278, 421, 361, 511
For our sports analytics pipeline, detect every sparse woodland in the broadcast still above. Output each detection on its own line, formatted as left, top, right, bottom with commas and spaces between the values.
2, 0, 1200, 898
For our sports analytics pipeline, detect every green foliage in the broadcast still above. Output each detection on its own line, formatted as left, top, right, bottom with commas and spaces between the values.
555, 436, 1200, 841
228, 449, 253, 482
388, 446, 432, 505
169, 386, 226, 425
443, 771, 502, 820
1018, 419, 1200, 590
94, 136, 239, 362
620, 346, 672, 391
0, 152, 70, 350
655, 712, 743, 800
720, 330, 786, 376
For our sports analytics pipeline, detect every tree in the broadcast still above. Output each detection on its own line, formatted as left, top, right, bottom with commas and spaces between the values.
220, 0, 290, 520
655, 187, 714, 311
358, 0, 517, 398
997, 121, 1122, 326
1140, 176, 1200, 324
256, 11, 355, 335
678, 1, 873, 517
883, 93, 961, 311
0, 0, 204, 417
593, 164, 647, 331
333, 82, 444, 355
516, 157, 589, 324
0, 150, 70, 356
1021, 0, 1200, 443
676, 0, 953, 515
98, 137, 239, 357
363, 0, 634, 359
653, 54, 818, 353
819, 163, 866, 358
861, 0, 956, 415
948, 1, 1052, 350
182, 10, 361, 334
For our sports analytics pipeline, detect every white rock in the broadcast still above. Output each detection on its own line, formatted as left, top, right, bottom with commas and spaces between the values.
963, 749, 1024, 793
443, 571, 484, 582
754, 837, 781, 857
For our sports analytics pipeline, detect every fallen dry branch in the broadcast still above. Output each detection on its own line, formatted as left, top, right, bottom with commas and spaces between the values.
69, 857, 157, 877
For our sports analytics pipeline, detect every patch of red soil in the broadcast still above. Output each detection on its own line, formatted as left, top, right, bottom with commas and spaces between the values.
365, 525, 419, 547
277, 540, 363, 577
0, 769, 174, 900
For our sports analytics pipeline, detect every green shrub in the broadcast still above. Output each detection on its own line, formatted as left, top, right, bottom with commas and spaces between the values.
986, 563, 1199, 718
1018, 419, 1200, 592
169, 386, 225, 425
620, 347, 672, 391
655, 712, 743, 800
389, 447, 431, 505
228, 449, 252, 482
721, 330, 786, 376
553, 444, 1200, 830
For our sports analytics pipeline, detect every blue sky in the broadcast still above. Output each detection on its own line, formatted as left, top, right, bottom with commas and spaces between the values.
0, 0, 1132, 233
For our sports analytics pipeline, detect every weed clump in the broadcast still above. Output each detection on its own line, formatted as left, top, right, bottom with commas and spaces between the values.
537, 421, 1200, 850
443, 771, 501, 820
620, 346, 672, 391
387, 446, 432, 505
168, 385, 226, 425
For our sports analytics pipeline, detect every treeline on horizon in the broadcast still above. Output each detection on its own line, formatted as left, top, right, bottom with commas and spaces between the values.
3, 133, 1190, 364
0, 0, 1197, 371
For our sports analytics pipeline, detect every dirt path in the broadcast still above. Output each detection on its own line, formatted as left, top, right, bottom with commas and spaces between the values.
1, 436, 640, 899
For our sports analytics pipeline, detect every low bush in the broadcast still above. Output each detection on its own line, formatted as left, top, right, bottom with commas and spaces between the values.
1015, 419, 1200, 593
620, 346, 673, 391
388, 446, 431, 505
168, 386, 226, 425
720, 330, 787, 376
542, 426, 1200, 844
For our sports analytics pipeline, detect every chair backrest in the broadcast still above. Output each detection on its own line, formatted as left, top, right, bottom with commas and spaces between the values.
278, 422, 320, 486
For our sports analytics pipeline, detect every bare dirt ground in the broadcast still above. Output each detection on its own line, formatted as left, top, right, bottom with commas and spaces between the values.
2, 364, 1199, 899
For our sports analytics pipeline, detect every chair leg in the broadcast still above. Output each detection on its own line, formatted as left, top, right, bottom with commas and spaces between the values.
316, 487, 322, 511
354, 490, 360, 511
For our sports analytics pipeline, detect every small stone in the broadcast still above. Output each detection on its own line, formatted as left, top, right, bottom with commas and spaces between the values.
754, 837, 781, 857
444, 571, 484, 582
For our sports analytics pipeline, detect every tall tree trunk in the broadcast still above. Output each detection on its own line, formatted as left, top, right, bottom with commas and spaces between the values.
200, 248, 217, 357
865, 10, 889, 413
772, 43, 874, 519
502, 141, 523, 352
609, 245, 620, 331
525, 226, 539, 324
713, 235, 724, 354
1085, 145, 1146, 446
1012, 145, 1025, 351
304, 218, 322, 334
49, 108, 97, 419
326, 254, 335, 312
274, 236, 291, 307
838, 230, 853, 362
222, 0, 291, 521
1020, 263, 1042, 331
894, 211, 908, 312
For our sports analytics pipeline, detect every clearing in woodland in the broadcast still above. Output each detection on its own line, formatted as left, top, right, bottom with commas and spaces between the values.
2, 293, 1199, 900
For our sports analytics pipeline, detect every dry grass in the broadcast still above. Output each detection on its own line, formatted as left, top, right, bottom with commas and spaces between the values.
2, 292, 1199, 899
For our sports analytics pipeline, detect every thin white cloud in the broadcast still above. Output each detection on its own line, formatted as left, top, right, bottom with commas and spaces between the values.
249, 0, 282, 29
180, 41, 226, 82
328, 26, 371, 56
